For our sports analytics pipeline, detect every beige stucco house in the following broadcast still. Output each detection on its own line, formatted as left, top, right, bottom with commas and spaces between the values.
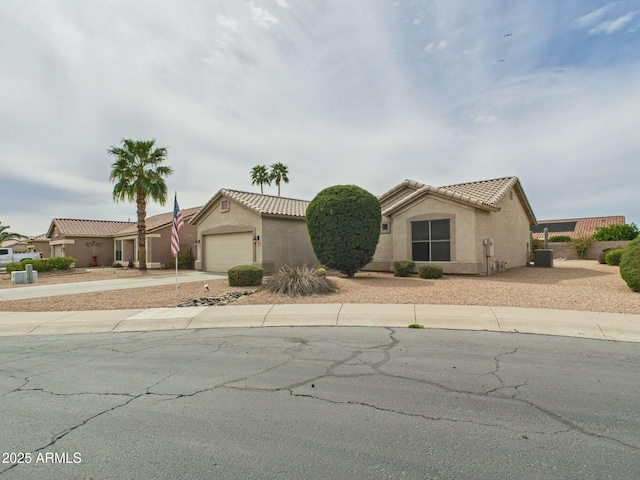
366, 176, 537, 275
45, 207, 200, 268
190, 189, 319, 274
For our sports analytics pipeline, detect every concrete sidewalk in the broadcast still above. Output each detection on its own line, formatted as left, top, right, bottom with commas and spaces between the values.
0, 272, 222, 301
1, 303, 639, 342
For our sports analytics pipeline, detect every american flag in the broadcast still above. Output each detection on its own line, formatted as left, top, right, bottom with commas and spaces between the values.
171, 193, 184, 257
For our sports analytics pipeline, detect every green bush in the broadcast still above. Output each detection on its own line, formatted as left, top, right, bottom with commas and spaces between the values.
620, 238, 640, 292
598, 248, 612, 264
177, 247, 195, 269
306, 185, 381, 278
549, 235, 571, 242
570, 236, 593, 259
529, 238, 544, 262
418, 264, 443, 279
6, 257, 75, 273
593, 223, 639, 241
393, 260, 415, 277
259, 266, 337, 297
605, 249, 624, 266
227, 265, 263, 287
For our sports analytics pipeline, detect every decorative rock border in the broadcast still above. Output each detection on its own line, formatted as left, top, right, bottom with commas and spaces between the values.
177, 291, 255, 307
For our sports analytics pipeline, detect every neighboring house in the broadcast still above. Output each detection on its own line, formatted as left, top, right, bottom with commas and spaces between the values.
45, 208, 200, 268
191, 189, 319, 274
367, 176, 537, 275
113, 207, 200, 269
1, 235, 47, 254
47, 219, 134, 268
531, 216, 625, 240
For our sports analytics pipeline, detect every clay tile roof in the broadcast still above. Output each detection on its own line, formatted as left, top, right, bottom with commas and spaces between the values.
531, 216, 625, 239
221, 190, 309, 217
439, 176, 519, 208
49, 219, 134, 238
115, 206, 202, 235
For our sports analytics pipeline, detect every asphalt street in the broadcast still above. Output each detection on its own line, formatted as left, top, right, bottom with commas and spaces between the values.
1, 327, 638, 479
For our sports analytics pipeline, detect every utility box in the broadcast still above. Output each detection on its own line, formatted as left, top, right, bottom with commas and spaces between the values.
11, 271, 28, 284
483, 239, 495, 257
534, 249, 554, 268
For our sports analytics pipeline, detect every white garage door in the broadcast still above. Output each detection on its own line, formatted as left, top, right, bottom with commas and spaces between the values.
204, 232, 254, 272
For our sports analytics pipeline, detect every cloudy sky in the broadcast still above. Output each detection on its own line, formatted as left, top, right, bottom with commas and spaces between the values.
2, 0, 639, 235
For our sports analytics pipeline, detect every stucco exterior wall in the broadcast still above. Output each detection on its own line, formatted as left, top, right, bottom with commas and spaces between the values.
147, 224, 198, 269
194, 199, 261, 271
50, 236, 115, 267
475, 188, 531, 271
261, 217, 319, 273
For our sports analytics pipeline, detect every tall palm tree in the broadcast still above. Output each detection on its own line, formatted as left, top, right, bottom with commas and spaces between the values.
0, 223, 22, 247
108, 138, 173, 270
250, 165, 271, 194
269, 162, 289, 197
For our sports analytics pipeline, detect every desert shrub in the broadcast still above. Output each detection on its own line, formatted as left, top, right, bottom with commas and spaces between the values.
259, 266, 337, 297
620, 238, 640, 292
393, 260, 415, 277
418, 264, 443, 279
177, 247, 195, 269
593, 223, 639, 241
570, 236, 593, 259
605, 249, 624, 266
314, 267, 326, 277
228, 265, 263, 287
598, 248, 612, 264
549, 235, 571, 242
112, 262, 123, 268
306, 185, 381, 278
6, 257, 75, 273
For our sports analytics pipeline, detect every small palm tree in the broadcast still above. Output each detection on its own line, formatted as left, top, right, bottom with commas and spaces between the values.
269, 162, 289, 197
108, 138, 173, 270
0, 223, 23, 247
250, 165, 271, 194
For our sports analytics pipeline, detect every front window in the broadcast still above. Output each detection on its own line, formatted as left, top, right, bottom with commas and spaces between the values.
411, 219, 450, 261
115, 240, 123, 262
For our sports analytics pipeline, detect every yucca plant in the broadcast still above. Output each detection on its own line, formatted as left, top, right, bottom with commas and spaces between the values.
259, 266, 338, 297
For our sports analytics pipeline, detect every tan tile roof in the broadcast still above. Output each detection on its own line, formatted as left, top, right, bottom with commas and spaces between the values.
48, 219, 134, 238
222, 190, 309, 217
381, 176, 536, 224
191, 189, 309, 224
531, 216, 625, 239
115, 206, 201, 235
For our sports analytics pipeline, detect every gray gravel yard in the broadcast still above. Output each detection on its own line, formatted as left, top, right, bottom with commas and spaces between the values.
1, 260, 637, 314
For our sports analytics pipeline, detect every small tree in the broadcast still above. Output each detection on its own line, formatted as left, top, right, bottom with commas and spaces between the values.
306, 185, 381, 278
593, 223, 639, 241
250, 165, 271, 194
570, 236, 593, 259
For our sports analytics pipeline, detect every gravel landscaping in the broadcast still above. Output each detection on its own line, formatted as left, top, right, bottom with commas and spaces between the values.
0, 260, 638, 314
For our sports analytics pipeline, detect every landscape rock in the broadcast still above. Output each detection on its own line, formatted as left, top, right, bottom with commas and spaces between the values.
177, 291, 254, 307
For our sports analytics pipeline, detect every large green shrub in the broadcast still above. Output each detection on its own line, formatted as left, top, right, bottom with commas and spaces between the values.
227, 265, 263, 287
593, 223, 639, 241
418, 264, 443, 279
619, 238, 640, 292
393, 260, 415, 277
306, 185, 381, 278
5, 257, 75, 273
259, 266, 337, 297
605, 249, 624, 266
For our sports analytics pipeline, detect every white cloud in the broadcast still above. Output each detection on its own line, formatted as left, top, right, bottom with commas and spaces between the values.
249, 2, 278, 30
575, 5, 612, 27
589, 11, 638, 34
216, 14, 240, 32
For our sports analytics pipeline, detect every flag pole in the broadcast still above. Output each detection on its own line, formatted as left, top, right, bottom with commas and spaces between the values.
171, 191, 185, 299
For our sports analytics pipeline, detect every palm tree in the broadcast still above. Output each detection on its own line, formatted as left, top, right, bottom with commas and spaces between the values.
250, 165, 271, 194
0, 223, 22, 247
269, 162, 289, 197
108, 138, 173, 270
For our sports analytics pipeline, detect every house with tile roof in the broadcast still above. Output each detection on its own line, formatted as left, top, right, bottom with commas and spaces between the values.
46, 207, 201, 268
531, 216, 625, 240
367, 176, 537, 274
190, 189, 318, 273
